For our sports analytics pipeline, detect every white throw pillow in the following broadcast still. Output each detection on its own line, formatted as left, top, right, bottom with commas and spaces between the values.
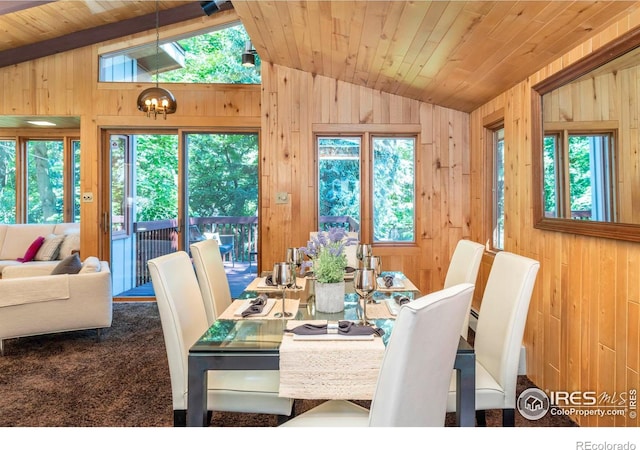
79, 256, 101, 273
34, 234, 65, 261
58, 233, 80, 259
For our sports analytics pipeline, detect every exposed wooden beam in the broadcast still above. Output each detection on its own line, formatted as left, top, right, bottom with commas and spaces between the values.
0, 2, 229, 68
0, 1, 54, 15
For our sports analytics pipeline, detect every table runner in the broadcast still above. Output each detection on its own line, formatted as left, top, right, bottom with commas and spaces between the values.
279, 320, 385, 400
217, 298, 300, 320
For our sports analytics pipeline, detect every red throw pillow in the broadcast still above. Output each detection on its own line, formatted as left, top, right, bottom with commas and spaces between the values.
17, 236, 45, 263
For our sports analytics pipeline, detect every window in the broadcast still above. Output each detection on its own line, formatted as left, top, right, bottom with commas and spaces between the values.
26, 140, 66, 223
317, 137, 361, 231
492, 126, 505, 250
0, 139, 16, 223
71, 139, 81, 223
99, 22, 260, 84
372, 137, 415, 242
0, 135, 79, 224
316, 135, 416, 243
110, 135, 130, 235
544, 131, 615, 221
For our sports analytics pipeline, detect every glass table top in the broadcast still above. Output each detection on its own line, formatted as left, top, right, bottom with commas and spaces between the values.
190, 272, 420, 353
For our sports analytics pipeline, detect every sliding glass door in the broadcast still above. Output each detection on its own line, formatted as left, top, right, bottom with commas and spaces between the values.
104, 129, 259, 298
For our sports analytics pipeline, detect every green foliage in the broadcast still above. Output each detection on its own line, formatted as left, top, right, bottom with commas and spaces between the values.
159, 24, 260, 84
0, 140, 16, 223
568, 136, 593, 212
134, 134, 179, 222
543, 135, 557, 215
372, 137, 415, 241
127, 133, 258, 223
313, 247, 348, 283
187, 133, 258, 217
27, 140, 64, 223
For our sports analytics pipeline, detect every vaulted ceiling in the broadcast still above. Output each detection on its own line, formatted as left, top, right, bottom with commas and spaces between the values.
1, 1, 639, 113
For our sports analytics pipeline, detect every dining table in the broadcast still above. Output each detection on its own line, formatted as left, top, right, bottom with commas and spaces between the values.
186, 271, 476, 427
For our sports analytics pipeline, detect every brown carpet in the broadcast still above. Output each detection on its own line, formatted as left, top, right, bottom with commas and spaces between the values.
0, 302, 577, 427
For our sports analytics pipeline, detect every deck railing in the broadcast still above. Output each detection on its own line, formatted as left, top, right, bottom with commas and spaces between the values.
132, 215, 359, 286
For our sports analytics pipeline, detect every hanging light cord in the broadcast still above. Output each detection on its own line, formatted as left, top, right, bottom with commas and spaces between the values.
154, 0, 160, 87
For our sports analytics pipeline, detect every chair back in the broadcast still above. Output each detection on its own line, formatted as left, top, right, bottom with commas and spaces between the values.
148, 251, 209, 410
190, 239, 232, 325
475, 251, 540, 408
368, 283, 475, 426
443, 239, 485, 338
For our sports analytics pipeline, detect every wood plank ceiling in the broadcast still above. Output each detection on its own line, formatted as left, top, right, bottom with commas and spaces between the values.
0, 1, 639, 113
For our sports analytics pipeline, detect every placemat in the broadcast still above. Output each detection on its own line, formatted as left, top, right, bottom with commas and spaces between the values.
218, 298, 300, 320
361, 299, 395, 320
279, 320, 385, 400
376, 276, 419, 293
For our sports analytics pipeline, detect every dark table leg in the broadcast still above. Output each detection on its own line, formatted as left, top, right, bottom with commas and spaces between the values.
187, 354, 209, 427
454, 351, 476, 427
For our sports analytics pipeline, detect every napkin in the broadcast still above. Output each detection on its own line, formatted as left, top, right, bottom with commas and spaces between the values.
285, 320, 384, 337
263, 275, 294, 288
241, 294, 269, 317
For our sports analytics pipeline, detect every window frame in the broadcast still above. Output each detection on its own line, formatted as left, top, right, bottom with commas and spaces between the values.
315, 132, 418, 246
0, 130, 80, 224
483, 110, 505, 252
544, 128, 617, 221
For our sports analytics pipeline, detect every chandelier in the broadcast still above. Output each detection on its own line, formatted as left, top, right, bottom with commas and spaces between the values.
136, 1, 177, 119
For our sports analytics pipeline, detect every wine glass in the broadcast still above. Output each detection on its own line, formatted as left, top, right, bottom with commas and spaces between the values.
353, 268, 375, 326
363, 256, 382, 302
273, 262, 293, 318
356, 243, 373, 267
364, 255, 381, 275
286, 247, 303, 289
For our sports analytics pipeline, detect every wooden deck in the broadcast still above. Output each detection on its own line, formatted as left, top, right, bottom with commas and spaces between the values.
115, 261, 257, 300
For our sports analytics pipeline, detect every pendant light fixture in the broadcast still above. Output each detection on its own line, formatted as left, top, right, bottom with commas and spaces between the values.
242, 40, 257, 67
136, 0, 177, 119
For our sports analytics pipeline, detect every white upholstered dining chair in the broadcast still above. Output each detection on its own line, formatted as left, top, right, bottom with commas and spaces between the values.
444, 239, 485, 339
148, 251, 293, 426
190, 239, 232, 326
281, 283, 475, 427
446, 251, 540, 426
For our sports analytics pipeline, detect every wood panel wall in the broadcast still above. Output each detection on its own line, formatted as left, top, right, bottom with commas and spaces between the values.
470, 12, 640, 426
0, 10, 261, 259
259, 62, 471, 295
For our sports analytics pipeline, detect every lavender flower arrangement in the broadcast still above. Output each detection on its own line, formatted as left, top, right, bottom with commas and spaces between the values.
299, 227, 358, 283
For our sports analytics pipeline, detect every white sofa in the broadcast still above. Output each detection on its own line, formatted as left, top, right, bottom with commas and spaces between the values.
0, 223, 80, 277
0, 260, 113, 356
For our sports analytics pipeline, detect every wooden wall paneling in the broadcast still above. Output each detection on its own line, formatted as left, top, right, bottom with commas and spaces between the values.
469, 10, 640, 426
565, 235, 582, 395
598, 343, 617, 426
260, 62, 470, 295
599, 239, 616, 351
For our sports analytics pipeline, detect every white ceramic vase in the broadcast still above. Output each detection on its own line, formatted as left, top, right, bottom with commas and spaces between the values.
314, 280, 345, 313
